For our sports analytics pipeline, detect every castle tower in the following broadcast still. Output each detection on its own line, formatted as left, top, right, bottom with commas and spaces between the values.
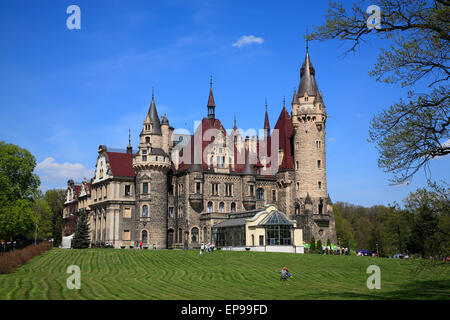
133, 91, 171, 249
291, 47, 336, 243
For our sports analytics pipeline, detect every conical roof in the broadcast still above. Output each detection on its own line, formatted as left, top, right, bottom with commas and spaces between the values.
264, 102, 270, 131
291, 89, 297, 104
147, 96, 162, 135
297, 50, 319, 97
207, 88, 215, 107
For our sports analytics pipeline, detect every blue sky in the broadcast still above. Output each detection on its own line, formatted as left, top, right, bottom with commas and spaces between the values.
0, 0, 448, 207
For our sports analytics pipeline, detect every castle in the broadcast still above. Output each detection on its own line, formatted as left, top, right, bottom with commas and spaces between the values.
62, 48, 336, 249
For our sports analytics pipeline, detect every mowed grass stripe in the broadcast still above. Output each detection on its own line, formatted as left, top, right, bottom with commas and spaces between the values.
0, 249, 449, 299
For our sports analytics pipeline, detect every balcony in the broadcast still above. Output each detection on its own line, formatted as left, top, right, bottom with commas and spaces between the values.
189, 193, 203, 212
243, 195, 256, 210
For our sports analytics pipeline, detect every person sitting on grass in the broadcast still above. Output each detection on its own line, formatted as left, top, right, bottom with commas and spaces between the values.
280, 266, 292, 281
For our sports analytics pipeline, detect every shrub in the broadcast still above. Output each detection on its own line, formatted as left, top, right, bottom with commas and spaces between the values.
0, 241, 52, 274
317, 240, 323, 254
310, 236, 316, 253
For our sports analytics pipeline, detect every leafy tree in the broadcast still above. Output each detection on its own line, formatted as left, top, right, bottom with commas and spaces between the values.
0, 141, 40, 202
44, 189, 66, 246
0, 199, 36, 241
405, 182, 449, 257
309, 0, 449, 184
71, 210, 90, 249
0, 142, 40, 241
32, 190, 53, 242
326, 238, 331, 254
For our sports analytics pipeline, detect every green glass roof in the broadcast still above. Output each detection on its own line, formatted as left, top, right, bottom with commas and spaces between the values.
259, 210, 293, 226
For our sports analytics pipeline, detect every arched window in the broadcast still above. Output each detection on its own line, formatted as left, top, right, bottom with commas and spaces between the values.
142, 230, 148, 243
191, 227, 199, 243
295, 204, 300, 215
142, 205, 148, 217
257, 188, 264, 200
231, 202, 236, 212
219, 202, 224, 213
207, 201, 213, 213
145, 136, 150, 144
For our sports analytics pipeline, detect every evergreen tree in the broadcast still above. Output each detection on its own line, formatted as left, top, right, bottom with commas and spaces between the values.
316, 239, 323, 254
310, 236, 316, 253
326, 238, 331, 254
71, 210, 90, 249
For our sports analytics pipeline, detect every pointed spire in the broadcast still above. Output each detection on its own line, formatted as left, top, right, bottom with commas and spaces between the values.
207, 76, 215, 119
291, 88, 297, 105
264, 99, 270, 137
297, 46, 319, 97
233, 114, 237, 130
127, 129, 133, 154
147, 88, 162, 135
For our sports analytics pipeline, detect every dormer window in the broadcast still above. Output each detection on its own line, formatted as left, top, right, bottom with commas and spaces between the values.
305, 97, 309, 101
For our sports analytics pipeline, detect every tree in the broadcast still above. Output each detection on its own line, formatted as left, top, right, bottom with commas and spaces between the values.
326, 238, 332, 254
309, 0, 449, 183
316, 239, 323, 254
0, 199, 36, 241
71, 210, 90, 249
44, 189, 66, 246
32, 190, 53, 242
0, 142, 40, 241
310, 236, 316, 252
0, 141, 40, 202
405, 182, 449, 257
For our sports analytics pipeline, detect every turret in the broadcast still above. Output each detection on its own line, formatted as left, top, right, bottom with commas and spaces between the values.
133, 90, 171, 249
292, 47, 328, 202
290, 44, 335, 244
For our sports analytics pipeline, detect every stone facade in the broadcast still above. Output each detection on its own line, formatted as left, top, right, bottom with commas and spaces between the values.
62, 49, 336, 248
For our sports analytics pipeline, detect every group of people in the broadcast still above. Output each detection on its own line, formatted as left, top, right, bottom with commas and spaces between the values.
199, 242, 215, 255
0, 239, 33, 252
134, 241, 156, 250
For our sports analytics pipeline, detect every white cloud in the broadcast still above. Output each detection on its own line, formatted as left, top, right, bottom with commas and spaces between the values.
232, 35, 264, 48
443, 139, 450, 148
36, 157, 93, 182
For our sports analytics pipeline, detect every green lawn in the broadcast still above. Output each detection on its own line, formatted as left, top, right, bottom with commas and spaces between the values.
0, 248, 449, 300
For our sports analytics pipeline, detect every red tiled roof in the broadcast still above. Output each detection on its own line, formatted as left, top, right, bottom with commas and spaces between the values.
74, 185, 82, 197
274, 106, 294, 170
176, 105, 295, 174
107, 152, 135, 177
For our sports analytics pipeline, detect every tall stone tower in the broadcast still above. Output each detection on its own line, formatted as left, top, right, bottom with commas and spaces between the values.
291, 48, 336, 244
133, 91, 171, 249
